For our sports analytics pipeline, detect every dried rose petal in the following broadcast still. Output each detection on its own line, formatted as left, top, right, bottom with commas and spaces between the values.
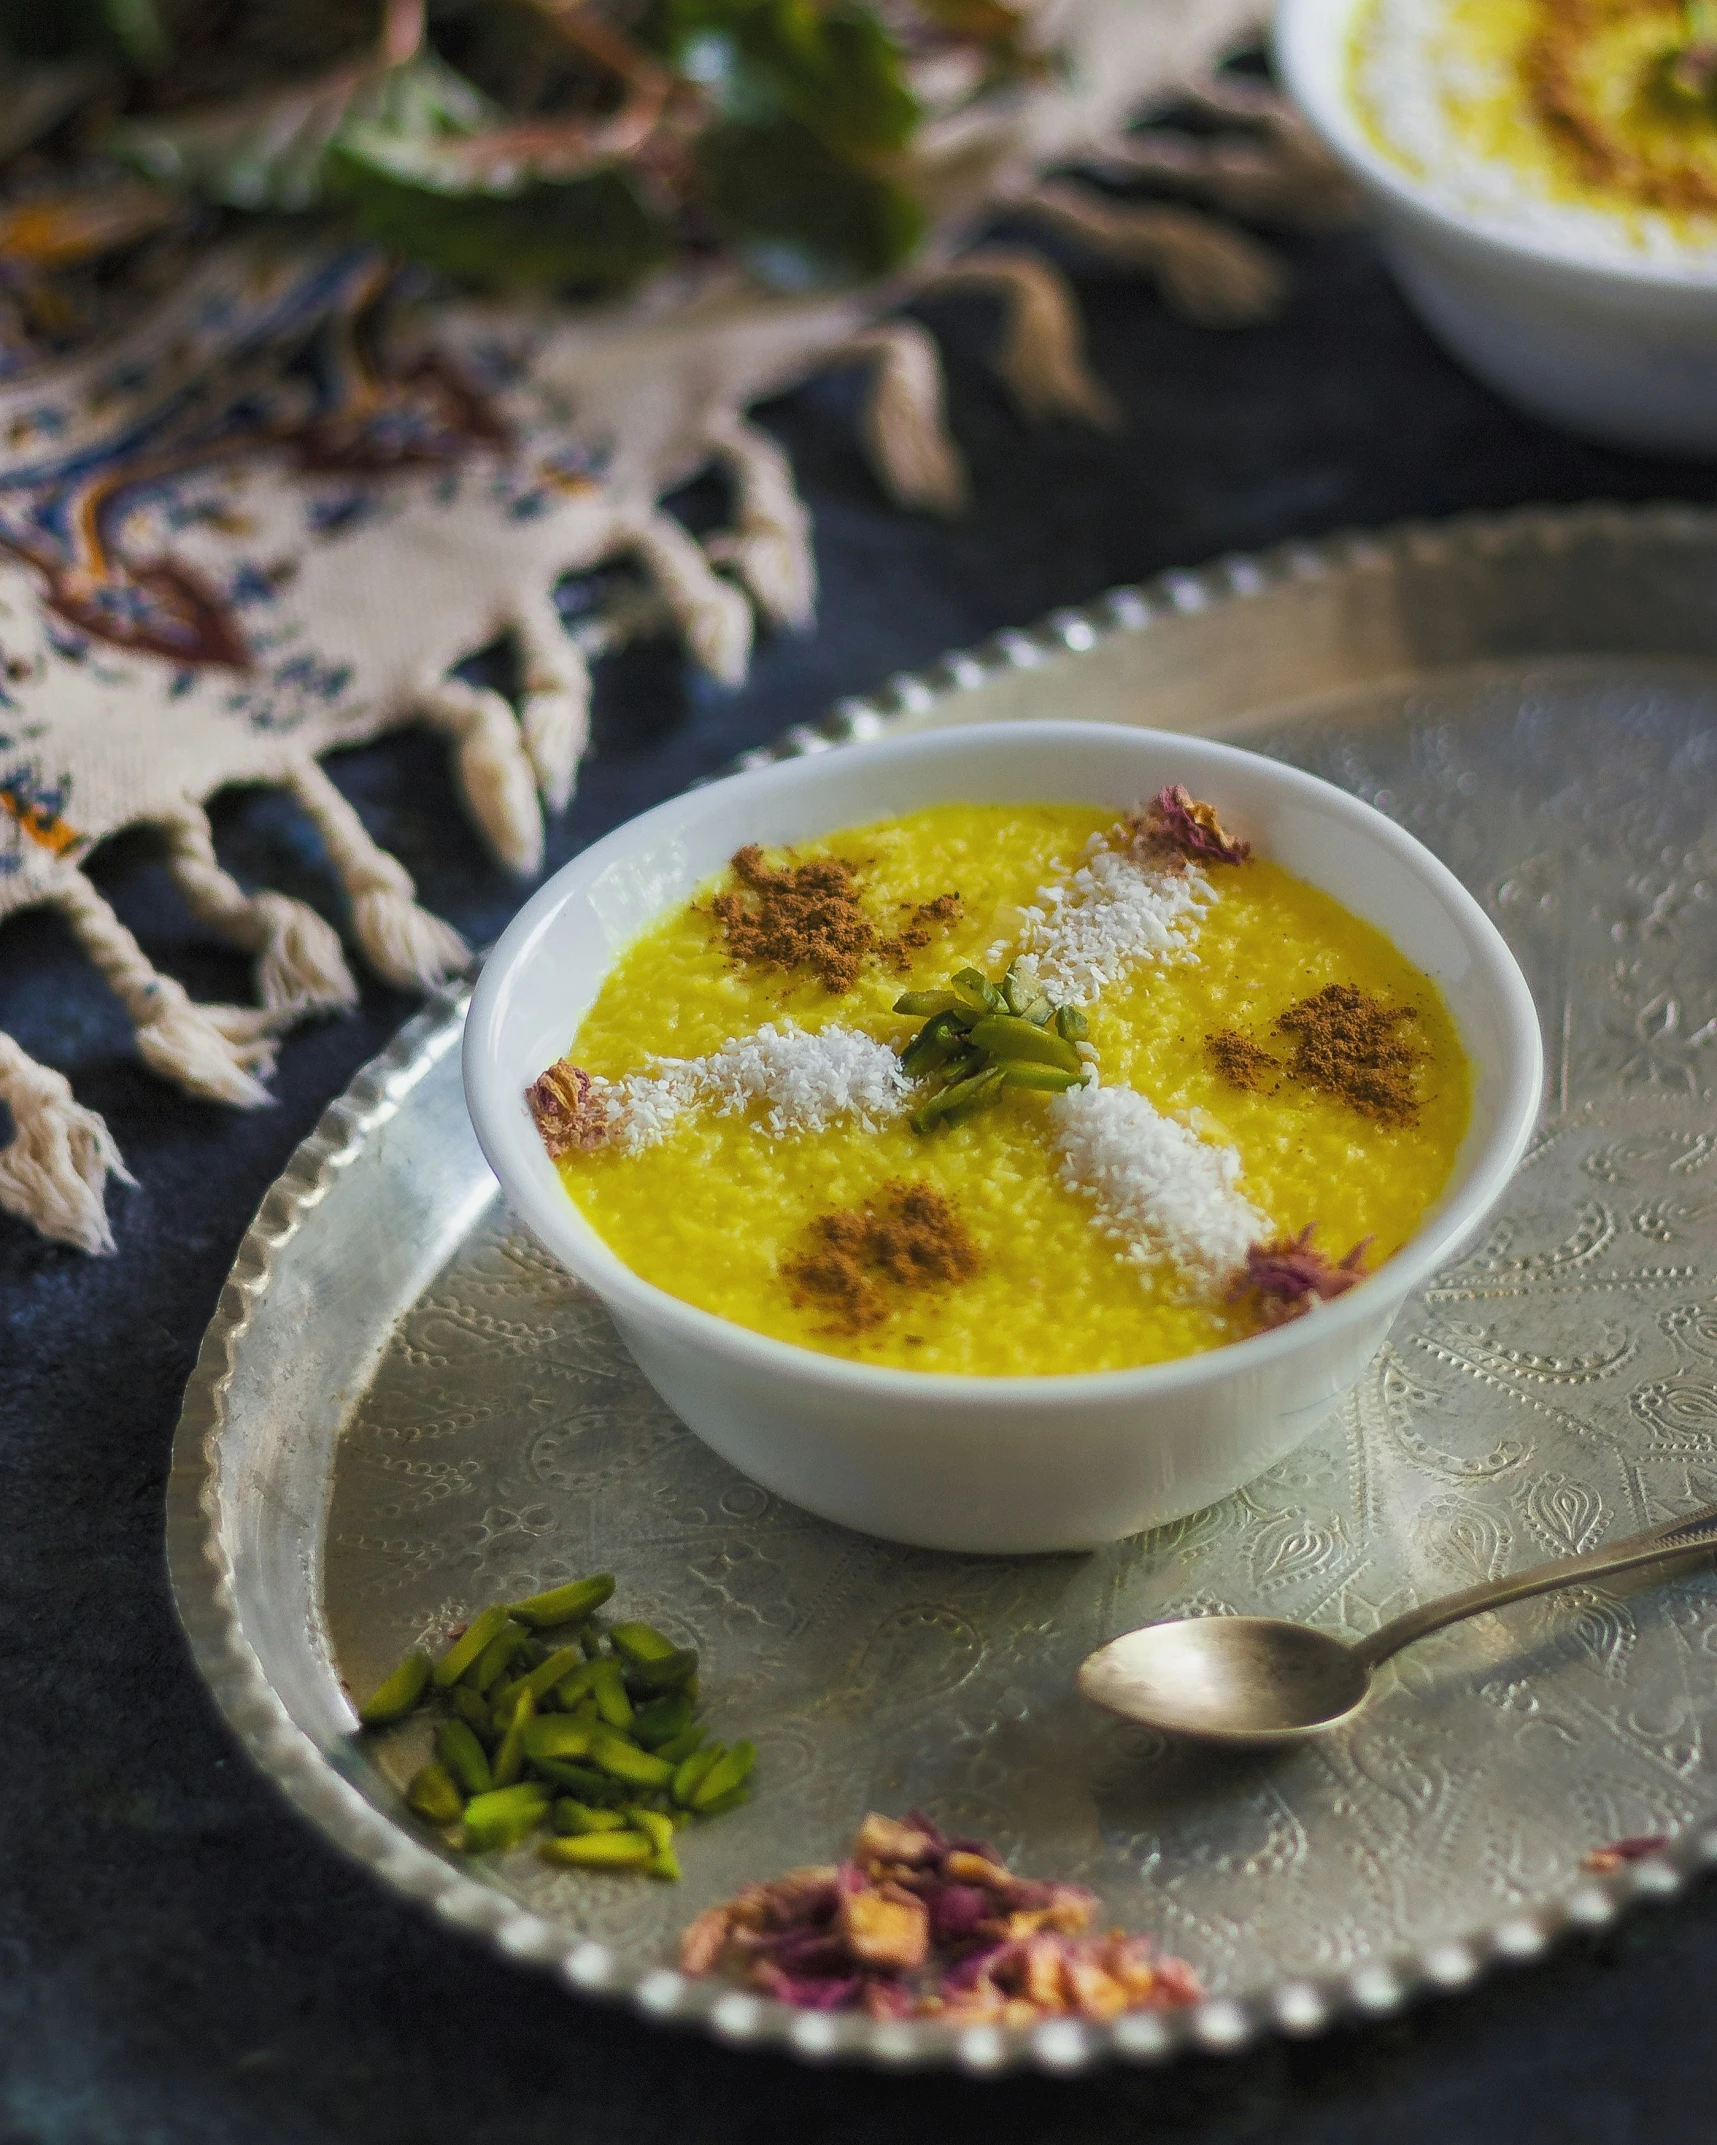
927, 1882, 990, 1944
1582, 1833, 1670, 1873
941, 1834, 1003, 1865
855, 1812, 940, 1868
942, 1850, 1013, 1890
753, 1963, 862, 2009
1139, 784, 1251, 867
760, 1931, 853, 1974
939, 1938, 1016, 1995
995, 1876, 1098, 1932
678, 1816, 1201, 2024
861, 1977, 916, 2021
1063, 1950, 1131, 2020
678, 1906, 732, 1976
1146, 1954, 1204, 2008
1021, 1932, 1068, 2010
524, 1060, 614, 1158
840, 1884, 930, 1971
1231, 1224, 1371, 1328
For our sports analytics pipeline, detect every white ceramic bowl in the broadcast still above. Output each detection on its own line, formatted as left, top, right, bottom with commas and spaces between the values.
1277, 0, 1717, 457
464, 721, 1542, 1554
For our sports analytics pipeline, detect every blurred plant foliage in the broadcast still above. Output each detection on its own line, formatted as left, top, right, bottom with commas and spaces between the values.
0, 0, 1036, 293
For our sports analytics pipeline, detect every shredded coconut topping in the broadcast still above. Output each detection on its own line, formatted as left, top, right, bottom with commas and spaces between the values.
1049, 1083, 1268, 1283
547, 1023, 911, 1155
662, 1023, 911, 1138
1010, 826, 1215, 1007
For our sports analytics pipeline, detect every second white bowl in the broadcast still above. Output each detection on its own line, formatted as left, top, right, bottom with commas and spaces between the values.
1277, 0, 1717, 458
464, 721, 1542, 1553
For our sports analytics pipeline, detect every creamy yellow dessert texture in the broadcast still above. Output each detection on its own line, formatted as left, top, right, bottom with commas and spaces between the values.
1350, 0, 1717, 260
546, 802, 1470, 1377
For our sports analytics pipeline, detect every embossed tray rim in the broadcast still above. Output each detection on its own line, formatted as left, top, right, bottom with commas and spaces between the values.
167, 501, 1717, 2071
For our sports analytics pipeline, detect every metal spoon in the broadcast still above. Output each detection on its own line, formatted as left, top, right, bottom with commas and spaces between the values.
1078, 1500, 1717, 1746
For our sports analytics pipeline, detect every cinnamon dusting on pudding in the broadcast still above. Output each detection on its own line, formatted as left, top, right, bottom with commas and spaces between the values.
1275, 984, 1422, 1125
783, 1181, 981, 1335
1205, 1028, 1278, 1092
878, 892, 963, 970
710, 845, 875, 993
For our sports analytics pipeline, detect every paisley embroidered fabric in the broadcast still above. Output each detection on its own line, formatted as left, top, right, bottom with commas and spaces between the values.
0, 0, 1353, 1252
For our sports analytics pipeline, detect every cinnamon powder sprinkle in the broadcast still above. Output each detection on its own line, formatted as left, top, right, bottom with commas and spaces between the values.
783, 1182, 981, 1336
1206, 1029, 1278, 1092
1275, 984, 1422, 1126
710, 845, 875, 993
878, 892, 962, 971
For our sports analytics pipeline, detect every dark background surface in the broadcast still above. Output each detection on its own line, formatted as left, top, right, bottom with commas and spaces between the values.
7, 210, 1717, 2145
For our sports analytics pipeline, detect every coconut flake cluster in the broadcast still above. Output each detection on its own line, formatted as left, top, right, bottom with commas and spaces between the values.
679, 1810, 1201, 2025
526, 1022, 909, 1158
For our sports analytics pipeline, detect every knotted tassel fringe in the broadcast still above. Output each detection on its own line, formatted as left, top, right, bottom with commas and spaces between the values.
515, 591, 593, 814
132, 981, 278, 1107
160, 804, 357, 1016
920, 250, 1120, 429
623, 508, 755, 685
0, 1033, 135, 1255
249, 890, 359, 1015
418, 678, 546, 878
1175, 74, 1363, 229
1021, 181, 1286, 327
285, 759, 473, 994
52, 875, 280, 1107
703, 414, 817, 632
839, 322, 968, 517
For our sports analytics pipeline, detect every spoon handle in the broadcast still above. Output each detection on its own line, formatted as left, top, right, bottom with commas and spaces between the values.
1352, 1499, 1717, 1671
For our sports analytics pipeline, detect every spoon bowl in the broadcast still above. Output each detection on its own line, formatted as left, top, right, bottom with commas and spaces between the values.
1078, 1618, 1374, 1745
1078, 1500, 1717, 1745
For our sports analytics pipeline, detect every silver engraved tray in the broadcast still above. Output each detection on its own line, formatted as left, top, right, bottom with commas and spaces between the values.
169, 503, 1717, 2071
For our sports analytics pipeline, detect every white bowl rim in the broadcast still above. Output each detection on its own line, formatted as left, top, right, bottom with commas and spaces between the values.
464, 718, 1543, 1410
1275, 0, 1717, 294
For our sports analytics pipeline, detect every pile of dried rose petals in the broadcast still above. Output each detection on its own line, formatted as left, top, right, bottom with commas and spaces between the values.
1136, 785, 1252, 869
1232, 1224, 1371, 1328
678, 1811, 1203, 2026
525, 1062, 613, 1159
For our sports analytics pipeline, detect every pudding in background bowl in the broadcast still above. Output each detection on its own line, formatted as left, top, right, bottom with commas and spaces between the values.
464, 722, 1542, 1555
1277, 0, 1717, 454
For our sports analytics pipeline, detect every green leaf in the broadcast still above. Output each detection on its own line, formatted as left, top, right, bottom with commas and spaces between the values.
327, 140, 673, 293
672, 0, 918, 158
110, 53, 495, 212
696, 115, 924, 286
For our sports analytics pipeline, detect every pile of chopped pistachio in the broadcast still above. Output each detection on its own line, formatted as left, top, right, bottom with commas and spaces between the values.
356, 1573, 753, 1880
895, 963, 1089, 1133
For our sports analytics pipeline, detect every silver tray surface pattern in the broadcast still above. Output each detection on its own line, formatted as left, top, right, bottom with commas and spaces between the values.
170, 504, 1717, 2069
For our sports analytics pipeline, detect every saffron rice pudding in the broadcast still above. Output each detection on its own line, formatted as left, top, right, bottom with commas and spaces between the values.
526, 790, 1470, 1378
1349, 0, 1717, 266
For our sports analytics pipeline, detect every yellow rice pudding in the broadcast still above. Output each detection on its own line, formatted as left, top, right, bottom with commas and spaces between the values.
543, 802, 1469, 1376
1350, 0, 1717, 265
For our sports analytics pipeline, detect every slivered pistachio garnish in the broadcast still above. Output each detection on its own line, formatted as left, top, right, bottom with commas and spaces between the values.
896, 961, 1092, 1134
353, 1575, 753, 1880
